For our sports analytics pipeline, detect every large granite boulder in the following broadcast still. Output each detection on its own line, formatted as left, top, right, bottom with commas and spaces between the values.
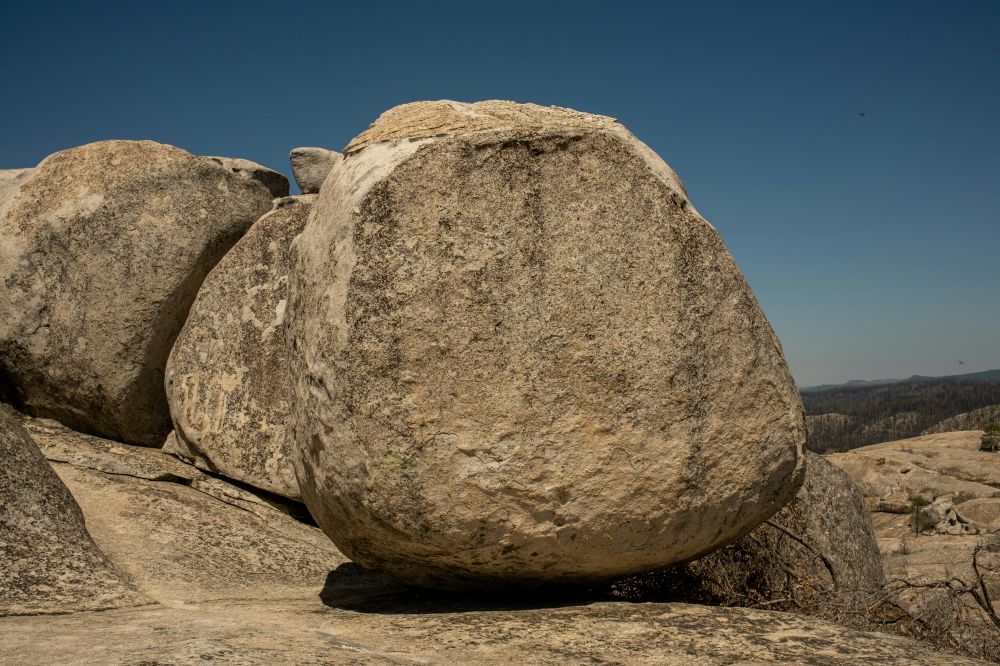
289, 146, 342, 194
0, 406, 149, 615
0, 140, 274, 445
615, 452, 885, 617
287, 100, 806, 588
164, 197, 314, 499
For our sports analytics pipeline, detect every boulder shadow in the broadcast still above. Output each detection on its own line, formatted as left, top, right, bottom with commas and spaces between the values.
319, 563, 613, 615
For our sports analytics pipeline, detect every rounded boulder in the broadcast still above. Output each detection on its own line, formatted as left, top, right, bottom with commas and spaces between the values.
287, 100, 805, 587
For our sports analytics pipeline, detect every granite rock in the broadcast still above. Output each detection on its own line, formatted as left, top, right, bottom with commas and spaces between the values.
0, 405, 149, 615
289, 146, 342, 194
288, 100, 805, 587
165, 198, 313, 498
0, 140, 273, 444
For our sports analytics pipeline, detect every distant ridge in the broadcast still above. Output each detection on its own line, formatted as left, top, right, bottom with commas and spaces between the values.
800, 368, 1000, 393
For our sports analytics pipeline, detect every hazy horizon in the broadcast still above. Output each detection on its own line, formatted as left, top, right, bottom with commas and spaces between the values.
2, 0, 997, 387
799, 366, 1000, 389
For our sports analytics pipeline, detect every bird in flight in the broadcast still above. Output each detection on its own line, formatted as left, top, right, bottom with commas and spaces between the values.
857, 111, 867, 118
958, 360, 966, 365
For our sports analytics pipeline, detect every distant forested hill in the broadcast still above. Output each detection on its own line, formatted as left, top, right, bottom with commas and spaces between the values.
921, 404, 1000, 434
800, 368, 1000, 393
801, 376, 1000, 453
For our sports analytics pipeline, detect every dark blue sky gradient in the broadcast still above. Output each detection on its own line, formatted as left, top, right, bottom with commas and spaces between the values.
2, 1, 997, 385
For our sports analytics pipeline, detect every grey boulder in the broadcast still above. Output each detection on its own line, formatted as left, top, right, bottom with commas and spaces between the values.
289, 146, 342, 194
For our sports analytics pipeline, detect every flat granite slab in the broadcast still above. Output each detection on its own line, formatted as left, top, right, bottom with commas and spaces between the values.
0, 585, 985, 665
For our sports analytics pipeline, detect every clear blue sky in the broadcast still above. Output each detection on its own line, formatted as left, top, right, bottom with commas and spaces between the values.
2, 1, 997, 386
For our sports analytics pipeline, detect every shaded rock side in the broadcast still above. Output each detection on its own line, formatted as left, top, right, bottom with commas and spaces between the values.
0, 406, 149, 615
165, 199, 314, 499
16, 413, 347, 604
0, 140, 274, 445
287, 100, 806, 587
207, 156, 290, 198
289, 146, 343, 194
615, 452, 885, 616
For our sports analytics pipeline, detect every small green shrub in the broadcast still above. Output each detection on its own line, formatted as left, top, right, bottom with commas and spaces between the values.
909, 495, 935, 535
982, 423, 1000, 452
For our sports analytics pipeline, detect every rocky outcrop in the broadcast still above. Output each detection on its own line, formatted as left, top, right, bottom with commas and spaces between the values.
289, 146, 342, 193
831, 432, 1000, 661
16, 413, 347, 604
616, 452, 884, 617
920, 495, 979, 535
828, 431, 1000, 507
287, 100, 805, 588
164, 198, 314, 499
0, 140, 274, 445
1, 413, 975, 664
207, 156, 290, 198
0, 406, 149, 615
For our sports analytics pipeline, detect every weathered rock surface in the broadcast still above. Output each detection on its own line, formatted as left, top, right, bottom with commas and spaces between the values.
0, 416, 975, 664
164, 198, 313, 498
0, 140, 274, 445
957, 497, 1000, 532
15, 413, 347, 604
616, 452, 885, 616
289, 146, 342, 193
0, 168, 32, 200
0, 406, 149, 615
828, 431, 1000, 506
288, 100, 805, 587
0, 592, 981, 665
207, 155, 290, 198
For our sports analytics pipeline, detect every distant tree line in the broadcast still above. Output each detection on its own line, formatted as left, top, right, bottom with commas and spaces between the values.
801, 379, 1000, 453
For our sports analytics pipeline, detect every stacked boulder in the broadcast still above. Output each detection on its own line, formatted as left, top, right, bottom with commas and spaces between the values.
285, 100, 807, 588
289, 147, 342, 194
0, 141, 274, 445
164, 197, 314, 499
206, 156, 290, 198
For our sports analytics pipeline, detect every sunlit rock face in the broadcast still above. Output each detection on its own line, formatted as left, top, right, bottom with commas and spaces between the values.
287, 100, 805, 588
